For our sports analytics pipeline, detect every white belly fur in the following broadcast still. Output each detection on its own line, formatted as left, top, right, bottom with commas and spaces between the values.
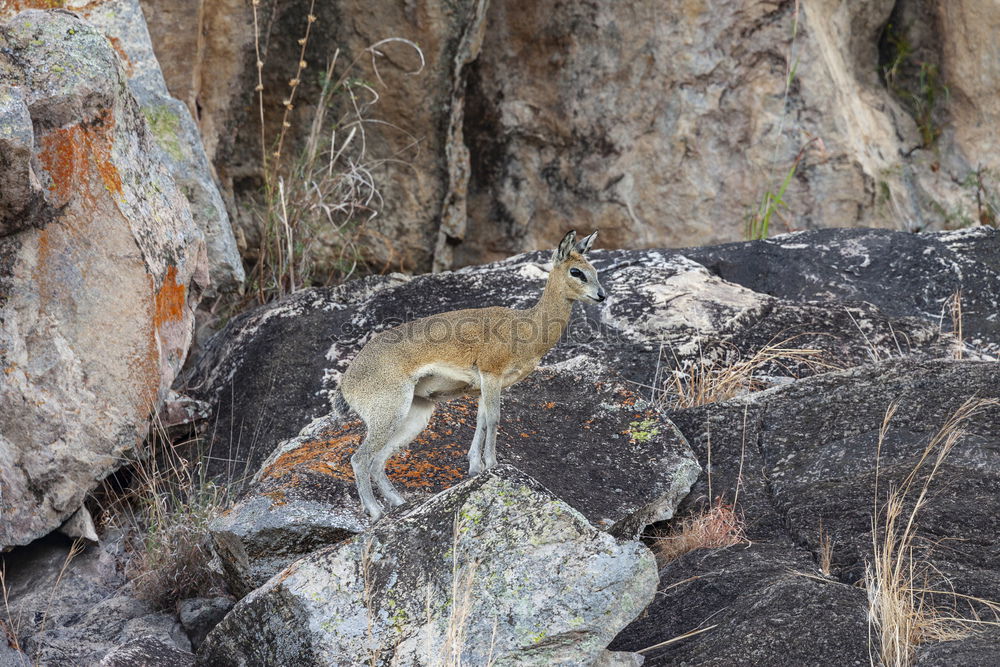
413, 362, 480, 399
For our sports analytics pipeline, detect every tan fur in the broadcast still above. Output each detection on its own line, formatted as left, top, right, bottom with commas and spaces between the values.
340, 231, 604, 519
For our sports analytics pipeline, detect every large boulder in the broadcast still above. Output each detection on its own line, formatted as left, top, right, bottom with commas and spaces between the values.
0, 11, 206, 548
613, 357, 1000, 662
199, 465, 658, 666
209, 357, 699, 595
183, 229, 982, 482
0, 2, 243, 293
610, 544, 870, 665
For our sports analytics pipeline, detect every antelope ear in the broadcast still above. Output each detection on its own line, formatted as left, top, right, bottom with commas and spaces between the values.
554, 230, 577, 263
576, 230, 598, 254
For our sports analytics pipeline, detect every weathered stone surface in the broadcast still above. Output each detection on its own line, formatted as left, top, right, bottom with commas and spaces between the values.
210, 358, 698, 595
1, 2, 243, 292
0, 84, 44, 234
199, 465, 658, 666
0, 10, 206, 548
610, 544, 869, 665
686, 227, 1000, 355
98, 637, 195, 667
613, 358, 1000, 663
0, 534, 192, 666
139, 1, 1000, 271
177, 597, 235, 652
184, 230, 971, 483
915, 630, 1000, 667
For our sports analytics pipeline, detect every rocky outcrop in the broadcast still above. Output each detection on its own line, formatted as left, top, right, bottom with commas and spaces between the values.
0, 10, 206, 548
1, 534, 194, 665
199, 465, 658, 666
142, 0, 1000, 272
209, 357, 698, 595
183, 228, 991, 482
0, 1, 243, 292
611, 357, 1000, 663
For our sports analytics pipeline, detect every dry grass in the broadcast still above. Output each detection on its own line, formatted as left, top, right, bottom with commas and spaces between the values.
652, 497, 747, 566
866, 398, 1000, 667
657, 337, 831, 410
245, 1, 425, 304
946, 290, 964, 359
100, 421, 230, 608
817, 521, 834, 577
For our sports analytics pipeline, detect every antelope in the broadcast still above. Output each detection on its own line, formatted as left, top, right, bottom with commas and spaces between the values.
339, 230, 606, 520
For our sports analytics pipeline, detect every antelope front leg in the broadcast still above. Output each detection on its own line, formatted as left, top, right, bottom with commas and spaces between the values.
467, 397, 488, 476
479, 373, 502, 470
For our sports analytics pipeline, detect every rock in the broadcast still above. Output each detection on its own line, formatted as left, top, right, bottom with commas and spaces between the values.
0, 2, 243, 292
141, 0, 488, 273
98, 637, 195, 667
0, 10, 206, 548
0, 533, 192, 666
592, 649, 646, 667
609, 544, 869, 665
210, 358, 698, 595
915, 630, 1000, 667
0, 84, 45, 234
643, 357, 1000, 654
685, 227, 1000, 355
0, 644, 32, 667
198, 465, 658, 666
184, 231, 965, 483
139, 1, 1000, 270
177, 597, 234, 651
58, 506, 99, 543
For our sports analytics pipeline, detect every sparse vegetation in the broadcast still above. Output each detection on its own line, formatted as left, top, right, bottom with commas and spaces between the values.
881, 23, 949, 149
866, 399, 1000, 667
244, 0, 424, 305
100, 422, 230, 608
651, 497, 747, 566
656, 337, 831, 410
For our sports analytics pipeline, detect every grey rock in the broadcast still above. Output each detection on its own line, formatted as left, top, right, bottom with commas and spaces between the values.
0, 10, 206, 549
610, 544, 869, 665
915, 630, 1000, 666
612, 357, 1000, 664
0, 533, 191, 666
685, 227, 1000, 355
177, 597, 234, 651
98, 637, 195, 667
0, 0, 245, 293
199, 465, 658, 666
0, 85, 44, 235
591, 649, 646, 666
210, 358, 698, 595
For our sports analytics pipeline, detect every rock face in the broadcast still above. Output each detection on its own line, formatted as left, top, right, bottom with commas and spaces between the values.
143, 0, 1000, 271
199, 465, 658, 666
0, 11, 206, 548
611, 358, 1000, 663
0, 1, 244, 293
210, 358, 698, 595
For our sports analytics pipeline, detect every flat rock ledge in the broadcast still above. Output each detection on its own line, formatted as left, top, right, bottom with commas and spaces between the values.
199, 465, 658, 666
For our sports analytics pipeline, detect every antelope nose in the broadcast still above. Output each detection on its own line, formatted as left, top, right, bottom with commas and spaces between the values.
597, 290, 607, 302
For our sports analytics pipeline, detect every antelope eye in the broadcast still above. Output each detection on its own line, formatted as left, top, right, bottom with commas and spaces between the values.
569, 267, 587, 282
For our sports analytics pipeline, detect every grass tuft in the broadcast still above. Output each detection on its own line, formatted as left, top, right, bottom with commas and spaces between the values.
866, 398, 1000, 667
652, 497, 747, 566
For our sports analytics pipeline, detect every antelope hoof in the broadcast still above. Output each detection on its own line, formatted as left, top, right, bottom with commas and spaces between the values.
468, 461, 483, 476
387, 493, 407, 508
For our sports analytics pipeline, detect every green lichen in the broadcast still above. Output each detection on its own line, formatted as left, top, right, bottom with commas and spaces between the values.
143, 104, 185, 162
627, 418, 660, 443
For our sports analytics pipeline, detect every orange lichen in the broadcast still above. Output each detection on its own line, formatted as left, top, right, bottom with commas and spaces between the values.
153, 265, 187, 329
107, 36, 135, 76
37, 111, 122, 207
259, 399, 482, 493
